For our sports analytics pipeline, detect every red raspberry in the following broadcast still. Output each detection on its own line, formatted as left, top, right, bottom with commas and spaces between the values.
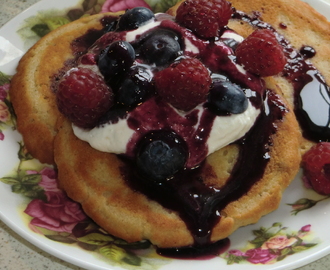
235, 29, 287, 77
176, 0, 232, 39
154, 57, 211, 111
56, 67, 113, 129
302, 142, 330, 195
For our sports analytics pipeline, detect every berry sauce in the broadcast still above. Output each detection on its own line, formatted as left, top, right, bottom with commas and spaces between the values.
157, 238, 230, 260
279, 22, 287, 29
300, 45, 316, 59
234, 10, 330, 142
120, 89, 286, 252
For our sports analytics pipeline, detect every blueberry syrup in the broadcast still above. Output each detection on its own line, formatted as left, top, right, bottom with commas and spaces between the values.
234, 10, 330, 142
300, 45, 316, 59
157, 238, 230, 260
279, 22, 287, 29
120, 89, 286, 253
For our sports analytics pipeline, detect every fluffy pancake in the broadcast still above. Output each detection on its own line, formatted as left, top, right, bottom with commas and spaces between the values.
9, 0, 325, 248
54, 84, 300, 248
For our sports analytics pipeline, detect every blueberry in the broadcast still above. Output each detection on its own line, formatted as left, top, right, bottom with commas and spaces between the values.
208, 79, 248, 115
138, 29, 182, 66
117, 7, 155, 31
116, 65, 154, 107
98, 40, 135, 86
136, 131, 187, 181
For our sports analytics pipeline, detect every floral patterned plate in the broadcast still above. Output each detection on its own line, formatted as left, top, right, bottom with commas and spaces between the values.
1, 0, 330, 269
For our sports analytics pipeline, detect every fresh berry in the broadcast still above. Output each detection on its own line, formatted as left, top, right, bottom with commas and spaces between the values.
79, 53, 97, 65
56, 68, 113, 129
116, 65, 154, 107
155, 57, 211, 111
201, 42, 233, 73
176, 0, 233, 39
235, 29, 287, 77
138, 29, 182, 67
136, 130, 187, 181
98, 40, 135, 87
207, 78, 248, 115
302, 142, 330, 195
117, 7, 155, 31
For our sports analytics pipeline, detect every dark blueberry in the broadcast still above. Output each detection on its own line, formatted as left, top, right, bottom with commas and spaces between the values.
116, 65, 154, 107
136, 130, 187, 181
138, 29, 182, 66
117, 7, 155, 31
208, 79, 248, 115
98, 40, 135, 86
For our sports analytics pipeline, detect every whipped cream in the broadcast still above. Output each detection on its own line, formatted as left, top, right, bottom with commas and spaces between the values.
73, 101, 260, 166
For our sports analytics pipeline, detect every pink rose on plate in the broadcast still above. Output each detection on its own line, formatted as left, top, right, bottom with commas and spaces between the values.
0, 131, 4, 141
37, 167, 60, 192
24, 167, 87, 233
0, 101, 9, 122
261, 235, 297, 250
101, 0, 151, 13
298, 224, 312, 237
245, 248, 277, 264
0, 83, 9, 101
228, 249, 246, 257
300, 224, 311, 232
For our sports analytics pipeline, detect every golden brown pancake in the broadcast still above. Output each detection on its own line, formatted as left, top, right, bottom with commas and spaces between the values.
10, 12, 123, 165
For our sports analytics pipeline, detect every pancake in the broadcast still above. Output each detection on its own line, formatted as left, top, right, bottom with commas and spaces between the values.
9, 11, 123, 165
9, 0, 323, 248
54, 86, 300, 248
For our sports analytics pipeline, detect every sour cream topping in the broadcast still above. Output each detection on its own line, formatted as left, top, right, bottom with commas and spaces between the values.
73, 101, 260, 168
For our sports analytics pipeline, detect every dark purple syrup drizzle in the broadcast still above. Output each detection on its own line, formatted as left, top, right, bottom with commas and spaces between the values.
234, 10, 330, 142
121, 90, 286, 253
300, 45, 316, 59
279, 22, 287, 29
157, 238, 230, 260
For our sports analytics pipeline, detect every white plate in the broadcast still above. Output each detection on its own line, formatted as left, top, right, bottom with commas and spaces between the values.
1, 0, 330, 269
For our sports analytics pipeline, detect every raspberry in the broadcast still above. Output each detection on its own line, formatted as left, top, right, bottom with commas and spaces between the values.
56, 68, 113, 129
154, 57, 211, 111
235, 29, 287, 77
302, 142, 330, 195
176, 0, 232, 39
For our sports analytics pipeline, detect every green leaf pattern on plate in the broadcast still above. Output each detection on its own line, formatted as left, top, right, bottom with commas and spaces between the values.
0, 72, 16, 140
222, 223, 318, 265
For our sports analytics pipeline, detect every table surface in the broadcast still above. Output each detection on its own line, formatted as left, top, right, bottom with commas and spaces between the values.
1, 0, 330, 269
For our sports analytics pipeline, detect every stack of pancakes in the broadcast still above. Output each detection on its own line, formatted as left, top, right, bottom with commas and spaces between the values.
9, 0, 330, 248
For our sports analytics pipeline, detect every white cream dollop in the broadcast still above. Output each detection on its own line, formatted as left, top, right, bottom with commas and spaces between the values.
73, 101, 260, 158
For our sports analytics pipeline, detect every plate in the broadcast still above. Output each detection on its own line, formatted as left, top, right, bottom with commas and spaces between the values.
1, 0, 330, 269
